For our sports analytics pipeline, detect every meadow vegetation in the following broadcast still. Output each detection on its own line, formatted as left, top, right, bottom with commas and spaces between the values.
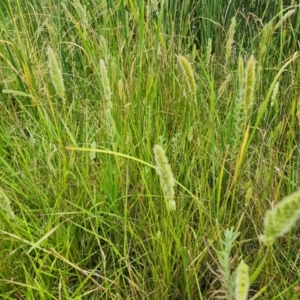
0, 0, 300, 299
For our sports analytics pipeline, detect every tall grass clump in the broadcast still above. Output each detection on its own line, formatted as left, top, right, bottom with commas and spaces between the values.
0, 0, 300, 299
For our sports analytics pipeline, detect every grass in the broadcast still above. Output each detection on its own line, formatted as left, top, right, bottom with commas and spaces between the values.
0, 0, 300, 299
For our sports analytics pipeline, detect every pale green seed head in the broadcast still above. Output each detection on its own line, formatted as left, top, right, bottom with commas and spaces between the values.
218, 74, 231, 99
99, 59, 115, 140
0, 188, 15, 219
260, 190, 300, 246
89, 141, 97, 162
235, 260, 249, 300
244, 54, 256, 118
99, 59, 111, 103
238, 56, 244, 89
271, 82, 279, 108
206, 38, 212, 66
153, 145, 176, 209
258, 22, 274, 61
187, 126, 193, 142
72, 0, 89, 37
177, 55, 197, 96
47, 47, 65, 101
167, 200, 176, 211
104, 108, 116, 140
275, 9, 295, 30
225, 17, 236, 64
118, 79, 125, 102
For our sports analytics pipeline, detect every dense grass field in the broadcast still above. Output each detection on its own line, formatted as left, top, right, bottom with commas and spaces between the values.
1, 0, 300, 299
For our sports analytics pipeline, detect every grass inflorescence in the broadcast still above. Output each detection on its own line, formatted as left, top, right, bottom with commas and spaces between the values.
0, 0, 300, 299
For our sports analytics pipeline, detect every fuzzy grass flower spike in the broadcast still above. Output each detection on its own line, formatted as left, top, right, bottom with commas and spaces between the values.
153, 144, 176, 211
47, 47, 65, 102
260, 190, 300, 247
235, 260, 249, 300
206, 38, 212, 66
244, 54, 256, 119
225, 17, 236, 64
177, 54, 197, 97
0, 188, 15, 220
99, 59, 111, 103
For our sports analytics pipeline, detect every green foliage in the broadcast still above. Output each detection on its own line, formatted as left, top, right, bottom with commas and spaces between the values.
0, 0, 300, 298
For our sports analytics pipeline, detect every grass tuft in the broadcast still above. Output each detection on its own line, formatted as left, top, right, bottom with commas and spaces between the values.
0, 1, 300, 298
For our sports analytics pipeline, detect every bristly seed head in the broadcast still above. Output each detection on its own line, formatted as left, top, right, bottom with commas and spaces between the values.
260, 190, 300, 246
206, 38, 212, 66
99, 59, 111, 103
153, 144, 176, 210
0, 188, 15, 220
225, 17, 236, 64
47, 47, 65, 102
235, 260, 249, 300
177, 55, 197, 97
244, 54, 256, 118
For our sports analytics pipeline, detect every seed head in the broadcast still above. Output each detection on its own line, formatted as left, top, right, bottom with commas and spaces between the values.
206, 38, 212, 66
235, 260, 249, 300
225, 17, 236, 64
177, 55, 197, 96
260, 190, 300, 246
89, 141, 97, 162
47, 47, 65, 101
153, 145, 176, 210
244, 55, 256, 118
99, 59, 111, 103
275, 9, 295, 30
0, 188, 15, 219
